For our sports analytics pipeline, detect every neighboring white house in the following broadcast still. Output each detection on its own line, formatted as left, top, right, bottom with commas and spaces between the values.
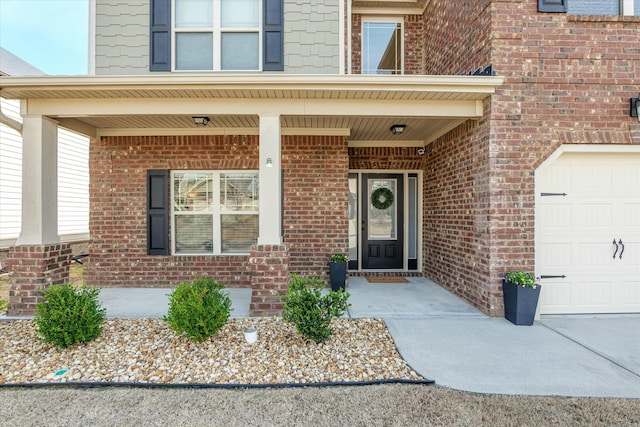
0, 48, 89, 253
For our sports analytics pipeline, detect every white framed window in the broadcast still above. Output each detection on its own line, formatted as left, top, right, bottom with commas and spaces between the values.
362, 18, 403, 75
172, 171, 259, 255
173, 0, 261, 71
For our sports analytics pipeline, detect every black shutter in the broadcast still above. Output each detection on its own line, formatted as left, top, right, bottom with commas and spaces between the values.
147, 170, 169, 255
538, 0, 567, 12
263, 0, 284, 71
150, 0, 171, 71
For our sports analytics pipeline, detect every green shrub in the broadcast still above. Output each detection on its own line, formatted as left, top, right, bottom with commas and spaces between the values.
0, 297, 7, 314
281, 274, 350, 343
163, 277, 232, 342
34, 284, 106, 349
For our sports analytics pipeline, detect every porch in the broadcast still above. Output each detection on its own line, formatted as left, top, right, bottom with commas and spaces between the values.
86, 276, 484, 320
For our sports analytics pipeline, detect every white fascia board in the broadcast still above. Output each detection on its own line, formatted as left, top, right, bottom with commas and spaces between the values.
26, 98, 485, 119
0, 74, 505, 97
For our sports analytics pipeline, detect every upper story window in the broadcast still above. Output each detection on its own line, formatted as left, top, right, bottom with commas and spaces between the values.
539, 0, 639, 15
172, 171, 259, 255
150, 0, 283, 72
174, 0, 260, 70
362, 18, 403, 75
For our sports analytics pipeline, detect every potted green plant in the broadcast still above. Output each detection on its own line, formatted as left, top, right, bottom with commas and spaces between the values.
329, 252, 348, 292
503, 271, 541, 326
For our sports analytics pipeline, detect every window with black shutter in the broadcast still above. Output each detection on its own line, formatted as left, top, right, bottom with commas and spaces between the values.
147, 170, 169, 255
149, 0, 284, 72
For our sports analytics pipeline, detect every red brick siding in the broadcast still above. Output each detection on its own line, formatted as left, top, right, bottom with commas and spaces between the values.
351, 14, 362, 74
282, 136, 350, 280
422, 0, 492, 75
348, 146, 424, 170
249, 244, 289, 316
6, 244, 72, 316
421, 1, 640, 316
422, 100, 495, 314
86, 135, 258, 288
86, 135, 349, 288
404, 15, 425, 75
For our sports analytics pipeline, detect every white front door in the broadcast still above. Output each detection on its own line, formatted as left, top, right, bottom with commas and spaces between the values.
537, 152, 640, 314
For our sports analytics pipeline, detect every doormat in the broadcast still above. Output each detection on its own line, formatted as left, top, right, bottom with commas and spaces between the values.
365, 276, 409, 284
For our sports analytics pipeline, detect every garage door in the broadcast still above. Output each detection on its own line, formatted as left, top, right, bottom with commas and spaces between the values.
537, 152, 640, 314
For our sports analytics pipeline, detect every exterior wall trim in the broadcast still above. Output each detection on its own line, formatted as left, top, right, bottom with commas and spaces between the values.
535, 144, 640, 175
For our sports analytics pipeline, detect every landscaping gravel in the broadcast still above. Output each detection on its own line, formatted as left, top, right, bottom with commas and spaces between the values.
0, 317, 423, 385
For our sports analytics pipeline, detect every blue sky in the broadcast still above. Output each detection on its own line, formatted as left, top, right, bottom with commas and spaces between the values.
0, 0, 89, 75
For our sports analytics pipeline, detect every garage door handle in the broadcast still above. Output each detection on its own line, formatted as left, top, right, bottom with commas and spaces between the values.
613, 239, 619, 259
619, 239, 624, 260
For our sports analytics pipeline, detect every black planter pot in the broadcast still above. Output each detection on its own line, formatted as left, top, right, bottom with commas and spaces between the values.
329, 262, 347, 291
502, 279, 541, 326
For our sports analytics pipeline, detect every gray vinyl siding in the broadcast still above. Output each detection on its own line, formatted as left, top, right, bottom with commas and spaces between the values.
94, 0, 340, 75
284, 0, 340, 74
95, 1, 151, 75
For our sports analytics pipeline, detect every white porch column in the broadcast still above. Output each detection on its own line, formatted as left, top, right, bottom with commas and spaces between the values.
258, 114, 282, 245
16, 115, 60, 245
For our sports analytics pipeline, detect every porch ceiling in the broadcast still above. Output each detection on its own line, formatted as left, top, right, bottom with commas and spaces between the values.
0, 74, 503, 146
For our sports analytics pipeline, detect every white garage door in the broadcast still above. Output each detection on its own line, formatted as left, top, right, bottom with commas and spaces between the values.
537, 152, 640, 314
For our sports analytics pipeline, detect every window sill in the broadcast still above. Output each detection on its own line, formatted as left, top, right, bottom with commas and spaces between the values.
567, 15, 640, 23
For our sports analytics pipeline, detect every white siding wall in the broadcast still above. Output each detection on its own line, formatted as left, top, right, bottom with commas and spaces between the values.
0, 99, 90, 248
0, 99, 22, 245
58, 129, 90, 239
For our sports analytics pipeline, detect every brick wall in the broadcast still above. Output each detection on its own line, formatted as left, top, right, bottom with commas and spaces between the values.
420, 0, 640, 316
348, 146, 424, 170
6, 244, 72, 316
282, 135, 350, 280
422, 0, 492, 75
422, 101, 496, 314
86, 135, 259, 288
86, 134, 349, 288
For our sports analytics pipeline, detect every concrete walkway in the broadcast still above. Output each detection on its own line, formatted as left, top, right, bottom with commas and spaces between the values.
8, 277, 640, 398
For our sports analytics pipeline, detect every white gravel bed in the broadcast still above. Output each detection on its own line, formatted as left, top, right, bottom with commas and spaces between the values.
0, 317, 424, 385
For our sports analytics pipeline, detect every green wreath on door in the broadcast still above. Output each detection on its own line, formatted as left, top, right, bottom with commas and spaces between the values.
371, 187, 394, 210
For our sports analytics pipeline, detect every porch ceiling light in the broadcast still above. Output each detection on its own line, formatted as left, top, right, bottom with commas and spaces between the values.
390, 124, 406, 135
631, 95, 640, 121
192, 116, 210, 127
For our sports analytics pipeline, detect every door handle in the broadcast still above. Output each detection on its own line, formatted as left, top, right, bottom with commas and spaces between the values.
613, 239, 619, 259
619, 239, 624, 260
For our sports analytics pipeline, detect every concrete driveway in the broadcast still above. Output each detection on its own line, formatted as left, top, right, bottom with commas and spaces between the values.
345, 277, 640, 398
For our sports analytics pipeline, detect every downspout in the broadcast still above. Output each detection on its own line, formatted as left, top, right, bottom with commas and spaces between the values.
0, 100, 23, 134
